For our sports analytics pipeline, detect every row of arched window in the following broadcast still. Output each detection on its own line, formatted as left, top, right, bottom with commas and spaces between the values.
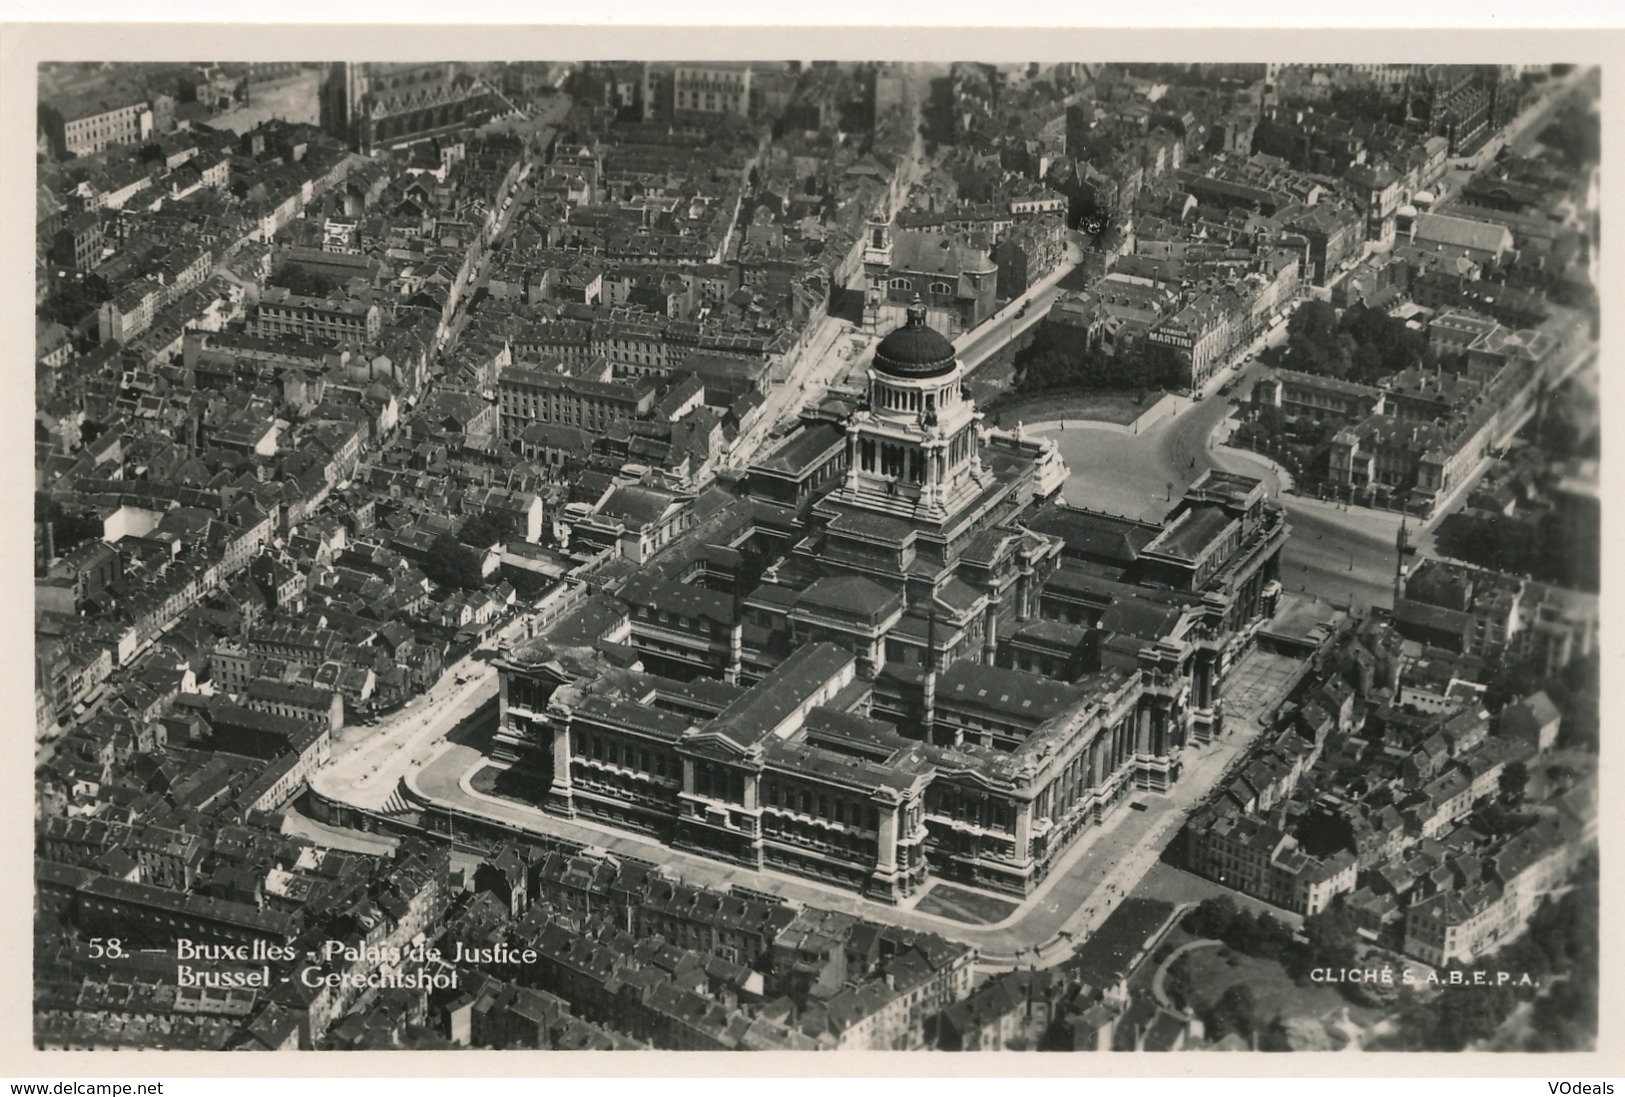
887, 277, 955, 297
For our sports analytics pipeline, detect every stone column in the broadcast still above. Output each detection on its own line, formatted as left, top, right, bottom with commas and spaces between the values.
1016, 564, 1035, 621
546, 716, 575, 817
923, 668, 939, 743
876, 805, 899, 875
982, 595, 1000, 662
726, 622, 742, 685
1013, 801, 1032, 864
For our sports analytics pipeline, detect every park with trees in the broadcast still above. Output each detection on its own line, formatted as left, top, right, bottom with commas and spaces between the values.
1010, 323, 1188, 397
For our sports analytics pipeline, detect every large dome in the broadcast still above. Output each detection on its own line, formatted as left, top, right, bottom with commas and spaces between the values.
873, 300, 957, 379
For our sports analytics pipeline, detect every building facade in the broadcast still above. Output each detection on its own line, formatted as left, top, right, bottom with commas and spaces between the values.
250, 288, 382, 346
497, 365, 658, 440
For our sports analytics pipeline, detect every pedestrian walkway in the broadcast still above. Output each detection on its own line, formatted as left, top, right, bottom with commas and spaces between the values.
1212, 442, 1293, 493
1151, 937, 1217, 1013
1025, 392, 1183, 438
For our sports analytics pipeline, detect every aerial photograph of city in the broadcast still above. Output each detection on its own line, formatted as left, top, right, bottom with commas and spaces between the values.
30, 56, 1600, 1054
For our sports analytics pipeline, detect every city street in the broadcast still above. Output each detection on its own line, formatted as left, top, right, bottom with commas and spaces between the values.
306, 604, 537, 814
723, 310, 857, 471
954, 240, 1086, 372
724, 69, 939, 472
732, 70, 1088, 473
1438, 65, 1597, 200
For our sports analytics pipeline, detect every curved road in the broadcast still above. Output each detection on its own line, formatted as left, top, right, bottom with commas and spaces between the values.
1152, 938, 1218, 1013
1167, 370, 1404, 612
1046, 358, 1404, 612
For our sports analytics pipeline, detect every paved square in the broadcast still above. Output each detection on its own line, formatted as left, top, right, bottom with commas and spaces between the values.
1221, 648, 1307, 725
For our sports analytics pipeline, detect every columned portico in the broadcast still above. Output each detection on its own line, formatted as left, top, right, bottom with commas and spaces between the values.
835, 298, 992, 524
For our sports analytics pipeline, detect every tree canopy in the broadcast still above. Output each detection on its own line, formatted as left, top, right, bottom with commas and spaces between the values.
458, 510, 511, 551
1498, 760, 1530, 806
41, 275, 113, 330
1378, 860, 1597, 1051
267, 265, 341, 299
1301, 901, 1359, 973
1013, 327, 1185, 395
1538, 103, 1601, 171
1432, 508, 1595, 594
1204, 984, 1260, 1044
1270, 300, 1428, 385
424, 532, 485, 591
36, 493, 103, 556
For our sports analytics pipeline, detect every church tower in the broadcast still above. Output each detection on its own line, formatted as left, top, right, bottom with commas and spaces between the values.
834, 296, 990, 524
861, 217, 893, 330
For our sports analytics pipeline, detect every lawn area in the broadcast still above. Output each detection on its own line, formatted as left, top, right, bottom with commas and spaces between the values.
468, 763, 548, 807
1183, 942, 1383, 1027
1132, 863, 1305, 930
913, 882, 1021, 925
961, 348, 1018, 406
1063, 898, 1176, 988
984, 390, 1155, 429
